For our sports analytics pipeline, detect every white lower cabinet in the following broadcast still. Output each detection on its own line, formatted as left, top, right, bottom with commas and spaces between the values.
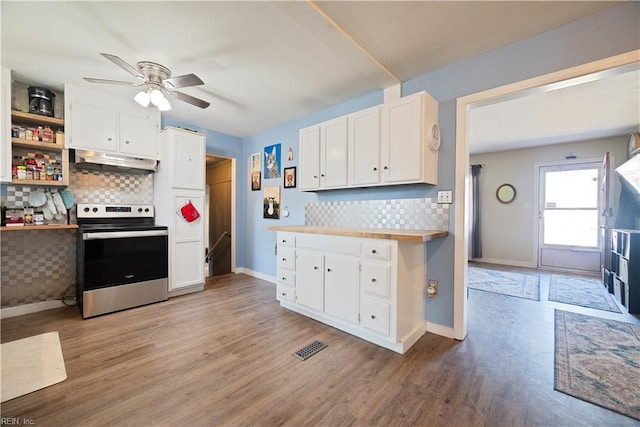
275, 232, 427, 354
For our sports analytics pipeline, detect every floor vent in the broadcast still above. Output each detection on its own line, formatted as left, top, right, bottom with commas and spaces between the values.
292, 340, 327, 361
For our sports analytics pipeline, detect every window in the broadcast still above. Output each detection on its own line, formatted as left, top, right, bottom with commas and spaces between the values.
541, 165, 600, 248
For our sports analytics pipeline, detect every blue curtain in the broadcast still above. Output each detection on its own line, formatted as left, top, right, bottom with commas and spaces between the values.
471, 164, 483, 259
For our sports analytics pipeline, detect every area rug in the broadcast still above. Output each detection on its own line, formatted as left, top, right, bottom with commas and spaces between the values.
1, 331, 67, 402
555, 310, 640, 421
549, 275, 621, 313
467, 267, 540, 301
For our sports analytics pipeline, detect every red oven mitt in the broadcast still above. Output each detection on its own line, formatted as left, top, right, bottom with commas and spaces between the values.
179, 200, 200, 223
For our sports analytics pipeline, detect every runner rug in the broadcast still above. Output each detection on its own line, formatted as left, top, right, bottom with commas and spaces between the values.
1, 331, 67, 402
555, 310, 640, 421
549, 275, 621, 313
467, 266, 540, 301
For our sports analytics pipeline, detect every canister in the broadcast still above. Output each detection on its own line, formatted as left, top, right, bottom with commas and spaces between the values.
16, 165, 27, 180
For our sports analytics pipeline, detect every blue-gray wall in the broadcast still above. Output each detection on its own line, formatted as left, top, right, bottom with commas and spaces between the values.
173, 2, 640, 329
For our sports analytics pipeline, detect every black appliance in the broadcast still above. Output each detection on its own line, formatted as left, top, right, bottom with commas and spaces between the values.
28, 86, 55, 117
76, 203, 168, 318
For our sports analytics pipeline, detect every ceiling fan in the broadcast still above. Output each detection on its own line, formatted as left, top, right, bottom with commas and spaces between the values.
83, 53, 210, 110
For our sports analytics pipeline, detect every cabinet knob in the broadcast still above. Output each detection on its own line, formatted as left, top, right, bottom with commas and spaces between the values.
327, 268, 332, 272
371, 249, 377, 254
383, 166, 388, 170
107, 137, 113, 142
313, 175, 318, 179
371, 278, 377, 283
371, 315, 376, 320
282, 258, 287, 262
282, 277, 286, 281
125, 140, 130, 144
321, 174, 325, 177
282, 292, 286, 297
373, 167, 378, 171
314, 266, 318, 270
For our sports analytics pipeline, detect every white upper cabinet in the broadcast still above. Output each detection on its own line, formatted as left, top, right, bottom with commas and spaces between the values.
299, 116, 348, 190
65, 84, 160, 160
161, 127, 205, 190
300, 91, 438, 191
320, 116, 348, 189
349, 106, 381, 186
381, 91, 438, 185
1, 67, 11, 183
298, 125, 321, 190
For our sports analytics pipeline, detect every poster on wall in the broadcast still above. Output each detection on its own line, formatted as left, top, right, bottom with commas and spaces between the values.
263, 143, 281, 179
250, 152, 261, 172
263, 186, 281, 219
283, 166, 296, 189
251, 171, 261, 191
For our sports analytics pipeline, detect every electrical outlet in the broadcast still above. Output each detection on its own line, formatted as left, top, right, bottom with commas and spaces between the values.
427, 280, 438, 298
437, 190, 453, 204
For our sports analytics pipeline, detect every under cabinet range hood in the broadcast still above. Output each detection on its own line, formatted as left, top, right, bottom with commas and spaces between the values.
71, 149, 157, 173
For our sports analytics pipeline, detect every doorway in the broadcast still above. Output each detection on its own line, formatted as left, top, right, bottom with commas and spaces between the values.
454, 50, 640, 340
537, 160, 602, 273
205, 155, 233, 277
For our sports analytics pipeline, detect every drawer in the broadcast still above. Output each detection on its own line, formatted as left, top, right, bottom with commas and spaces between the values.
277, 232, 296, 248
277, 270, 296, 287
361, 241, 391, 260
277, 283, 295, 303
619, 257, 629, 283
277, 247, 295, 270
297, 234, 360, 256
361, 263, 391, 298
360, 298, 390, 337
613, 277, 622, 305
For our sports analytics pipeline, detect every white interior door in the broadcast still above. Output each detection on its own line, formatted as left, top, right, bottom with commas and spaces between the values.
538, 160, 602, 272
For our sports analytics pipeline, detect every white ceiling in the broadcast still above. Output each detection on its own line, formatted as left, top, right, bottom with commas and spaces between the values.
2, 1, 630, 149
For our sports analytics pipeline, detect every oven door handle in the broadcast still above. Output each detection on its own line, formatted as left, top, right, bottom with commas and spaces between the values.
83, 230, 168, 240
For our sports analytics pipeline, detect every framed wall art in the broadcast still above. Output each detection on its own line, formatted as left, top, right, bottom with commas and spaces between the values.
251, 171, 261, 191
283, 166, 296, 189
250, 152, 261, 172
263, 186, 281, 219
263, 143, 281, 179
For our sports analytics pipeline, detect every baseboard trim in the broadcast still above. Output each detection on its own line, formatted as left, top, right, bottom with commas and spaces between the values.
426, 321, 456, 339
470, 257, 535, 269
1, 300, 67, 319
236, 268, 276, 284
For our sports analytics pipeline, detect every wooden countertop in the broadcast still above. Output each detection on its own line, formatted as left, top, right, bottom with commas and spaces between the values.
267, 225, 448, 242
1, 224, 78, 232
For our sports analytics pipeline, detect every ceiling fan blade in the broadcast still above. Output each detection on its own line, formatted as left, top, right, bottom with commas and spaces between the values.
83, 77, 140, 86
100, 53, 146, 80
167, 90, 211, 109
163, 73, 204, 89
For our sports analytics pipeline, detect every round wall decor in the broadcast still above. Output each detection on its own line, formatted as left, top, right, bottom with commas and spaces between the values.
496, 184, 516, 204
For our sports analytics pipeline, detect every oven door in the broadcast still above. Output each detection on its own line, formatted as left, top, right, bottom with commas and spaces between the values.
80, 229, 168, 291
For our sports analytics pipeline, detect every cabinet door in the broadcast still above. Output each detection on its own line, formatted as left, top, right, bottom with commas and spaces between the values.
118, 112, 159, 159
171, 191, 204, 291
170, 130, 205, 190
0, 67, 10, 183
321, 116, 348, 188
69, 103, 118, 152
349, 107, 381, 186
324, 255, 359, 324
299, 125, 320, 190
381, 94, 423, 183
295, 251, 324, 312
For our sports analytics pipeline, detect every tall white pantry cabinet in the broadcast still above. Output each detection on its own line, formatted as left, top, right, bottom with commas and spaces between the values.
154, 126, 206, 296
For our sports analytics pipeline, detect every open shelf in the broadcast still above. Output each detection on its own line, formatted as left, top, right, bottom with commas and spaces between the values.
1, 224, 78, 232
12, 138, 64, 151
11, 110, 64, 127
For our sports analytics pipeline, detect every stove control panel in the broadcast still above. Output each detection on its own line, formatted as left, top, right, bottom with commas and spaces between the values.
77, 204, 155, 219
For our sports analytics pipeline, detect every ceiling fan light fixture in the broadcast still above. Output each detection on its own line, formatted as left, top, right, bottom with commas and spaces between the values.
150, 89, 165, 106
156, 97, 171, 111
134, 90, 151, 107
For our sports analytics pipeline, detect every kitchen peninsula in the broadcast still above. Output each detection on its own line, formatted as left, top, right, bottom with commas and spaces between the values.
268, 225, 448, 354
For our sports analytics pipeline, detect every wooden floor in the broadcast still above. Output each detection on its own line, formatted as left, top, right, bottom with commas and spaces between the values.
1, 271, 639, 426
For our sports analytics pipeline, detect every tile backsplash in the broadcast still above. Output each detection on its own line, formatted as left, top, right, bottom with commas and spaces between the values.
1, 166, 154, 309
305, 197, 449, 230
